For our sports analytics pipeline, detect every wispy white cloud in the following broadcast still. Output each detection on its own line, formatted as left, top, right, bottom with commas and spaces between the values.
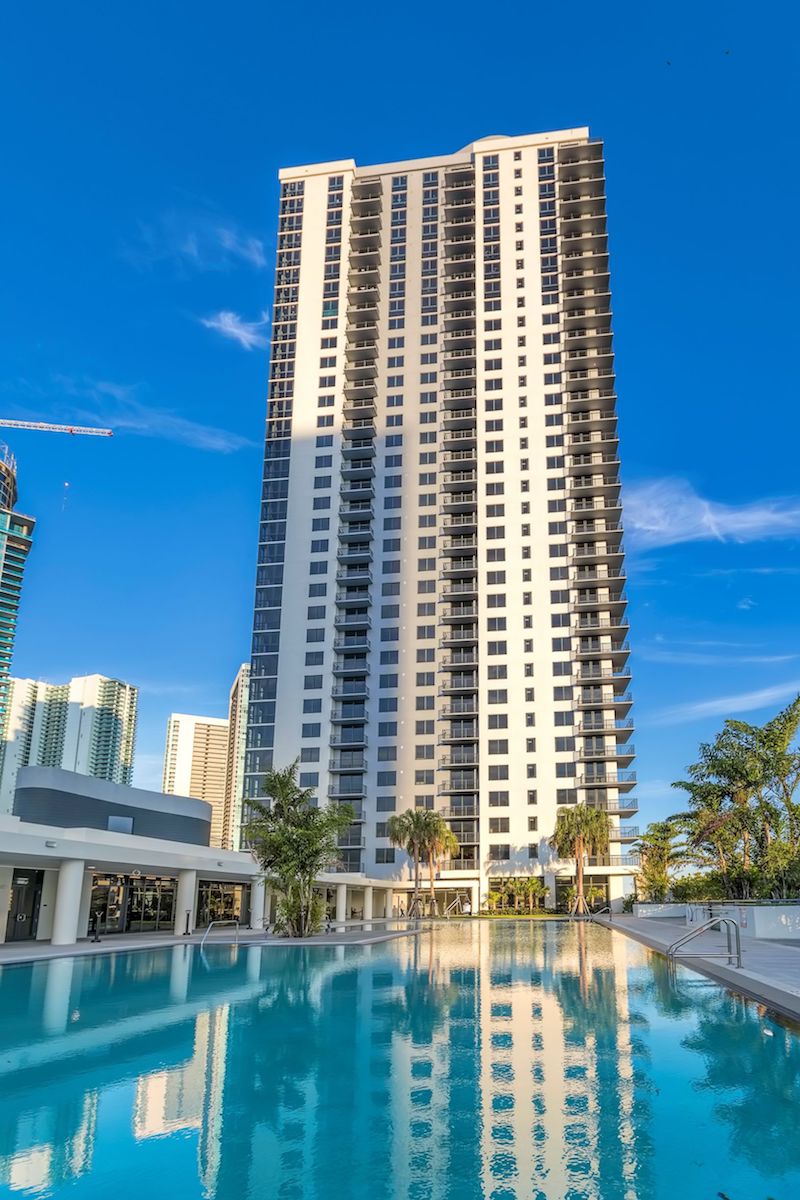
639, 647, 794, 667
654, 681, 800, 725
737, 597, 757, 611
698, 566, 800, 577
124, 208, 267, 274
53, 376, 255, 453
625, 478, 800, 549
200, 310, 269, 351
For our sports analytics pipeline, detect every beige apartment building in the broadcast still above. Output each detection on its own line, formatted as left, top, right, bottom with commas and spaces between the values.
245, 129, 638, 908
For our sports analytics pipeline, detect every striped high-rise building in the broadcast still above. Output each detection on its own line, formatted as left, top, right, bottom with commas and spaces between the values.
0, 445, 34, 740
162, 713, 229, 849
0, 673, 137, 811
245, 128, 638, 909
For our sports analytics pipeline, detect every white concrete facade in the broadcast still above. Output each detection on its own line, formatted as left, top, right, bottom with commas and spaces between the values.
0, 674, 138, 811
0, 814, 395, 947
222, 663, 250, 851
162, 714, 229, 848
246, 130, 639, 909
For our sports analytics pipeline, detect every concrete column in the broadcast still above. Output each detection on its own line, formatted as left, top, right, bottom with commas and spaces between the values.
250, 876, 266, 930
335, 882, 347, 931
42, 957, 75, 1035
78, 873, 93, 939
363, 886, 373, 931
169, 943, 192, 1002
470, 882, 481, 917
51, 859, 85, 946
383, 888, 393, 921
174, 870, 198, 936
0, 866, 13, 944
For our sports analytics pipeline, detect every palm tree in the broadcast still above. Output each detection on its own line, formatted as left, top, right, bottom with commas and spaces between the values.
425, 814, 459, 916
522, 876, 548, 913
387, 808, 433, 915
549, 805, 610, 915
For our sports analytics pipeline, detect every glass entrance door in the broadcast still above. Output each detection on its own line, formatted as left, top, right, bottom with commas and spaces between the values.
5, 870, 44, 942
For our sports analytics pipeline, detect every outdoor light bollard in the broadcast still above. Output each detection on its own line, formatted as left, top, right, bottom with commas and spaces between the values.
91, 914, 101, 943
183, 910, 191, 936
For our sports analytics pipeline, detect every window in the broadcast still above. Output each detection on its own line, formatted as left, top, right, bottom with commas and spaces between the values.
488, 689, 508, 704
489, 817, 509, 834
376, 848, 396, 864
302, 723, 321, 738
488, 739, 509, 754
489, 791, 509, 806
528, 845, 539, 861
488, 765, 509, 780
488, 713, 508, 729
377, 795, 397, 812
488, 845, 510, 862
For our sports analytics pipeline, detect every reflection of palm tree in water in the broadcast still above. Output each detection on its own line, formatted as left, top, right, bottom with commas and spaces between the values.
391, 937, 458, 1046
683, 994, 800, 1178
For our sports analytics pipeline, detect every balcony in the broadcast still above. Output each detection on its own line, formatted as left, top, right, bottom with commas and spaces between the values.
577, 743, 636, 761
328, 783, 367, 800
440, 803, 479, 818
439, 558, 478, 578
333, 612, 371, 631
336, 521, 372, 543
578, 770, 637, 790
441, 858, 479, 872
331, 682, 369, 700
439, 603, 478, 620
439, 652, 478, 669
331, 705, 367, 723
333, 635, 370, 653
329, 754, 367, 772
440, 701, 479, 717
439, 754, 479, 769
329, 731, 368, 749
575, 717, 634, 734
437, 773, 478, 793
439, 628, 478, 648
439, 675, 478, 694
586, 855, 640, 868
332, 656, 368, 676
339, 500, 374, 519
440, 582, 478, 599
438, 725, 478, 743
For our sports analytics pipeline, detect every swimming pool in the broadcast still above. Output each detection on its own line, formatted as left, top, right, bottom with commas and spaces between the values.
0, 922, 797, 1199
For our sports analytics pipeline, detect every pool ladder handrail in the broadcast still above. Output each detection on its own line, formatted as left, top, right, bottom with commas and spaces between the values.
590, 906, 612, 923
444, 895, 465, 919
200, 919, 240, 950
667, 916, 742, 969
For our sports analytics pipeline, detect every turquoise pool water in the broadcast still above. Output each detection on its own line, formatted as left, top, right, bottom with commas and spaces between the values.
0, 922, 797, 1199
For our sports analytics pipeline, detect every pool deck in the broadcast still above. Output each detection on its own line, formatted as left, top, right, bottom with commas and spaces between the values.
597, 915, 800, 1021
0, 924, 421, 966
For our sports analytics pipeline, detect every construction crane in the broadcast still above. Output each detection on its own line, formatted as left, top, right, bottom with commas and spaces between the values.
0, 419, 113, 437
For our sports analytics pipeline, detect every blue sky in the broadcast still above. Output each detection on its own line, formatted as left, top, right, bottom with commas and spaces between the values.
0, 2, 798, 815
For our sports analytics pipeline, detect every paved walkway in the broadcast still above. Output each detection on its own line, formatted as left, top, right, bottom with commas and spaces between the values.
598, 915, 800, 1021
0, 924, 420, 966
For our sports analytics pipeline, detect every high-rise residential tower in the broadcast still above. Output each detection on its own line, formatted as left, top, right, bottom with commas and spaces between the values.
222, 662, 250, 850
0, 673, 137, 811
246, 129, 638, 908
162, 713, 229, 848
0, 445, 35, 739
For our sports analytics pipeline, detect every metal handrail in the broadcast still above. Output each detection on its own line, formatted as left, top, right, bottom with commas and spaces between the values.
444, 895, 465, 918
590, 906, 612, 923
668, 916, 742, 968
200, 919, 240, 950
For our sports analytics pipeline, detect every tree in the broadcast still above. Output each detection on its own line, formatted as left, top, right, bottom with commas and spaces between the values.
672, 696, 800, 899
635, 819, 685, 901
522, 876, 549, 913
387, 808, 434, 915
424, 814, 459, 916
549, 805, 610, 915
245, 761, 353, 937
